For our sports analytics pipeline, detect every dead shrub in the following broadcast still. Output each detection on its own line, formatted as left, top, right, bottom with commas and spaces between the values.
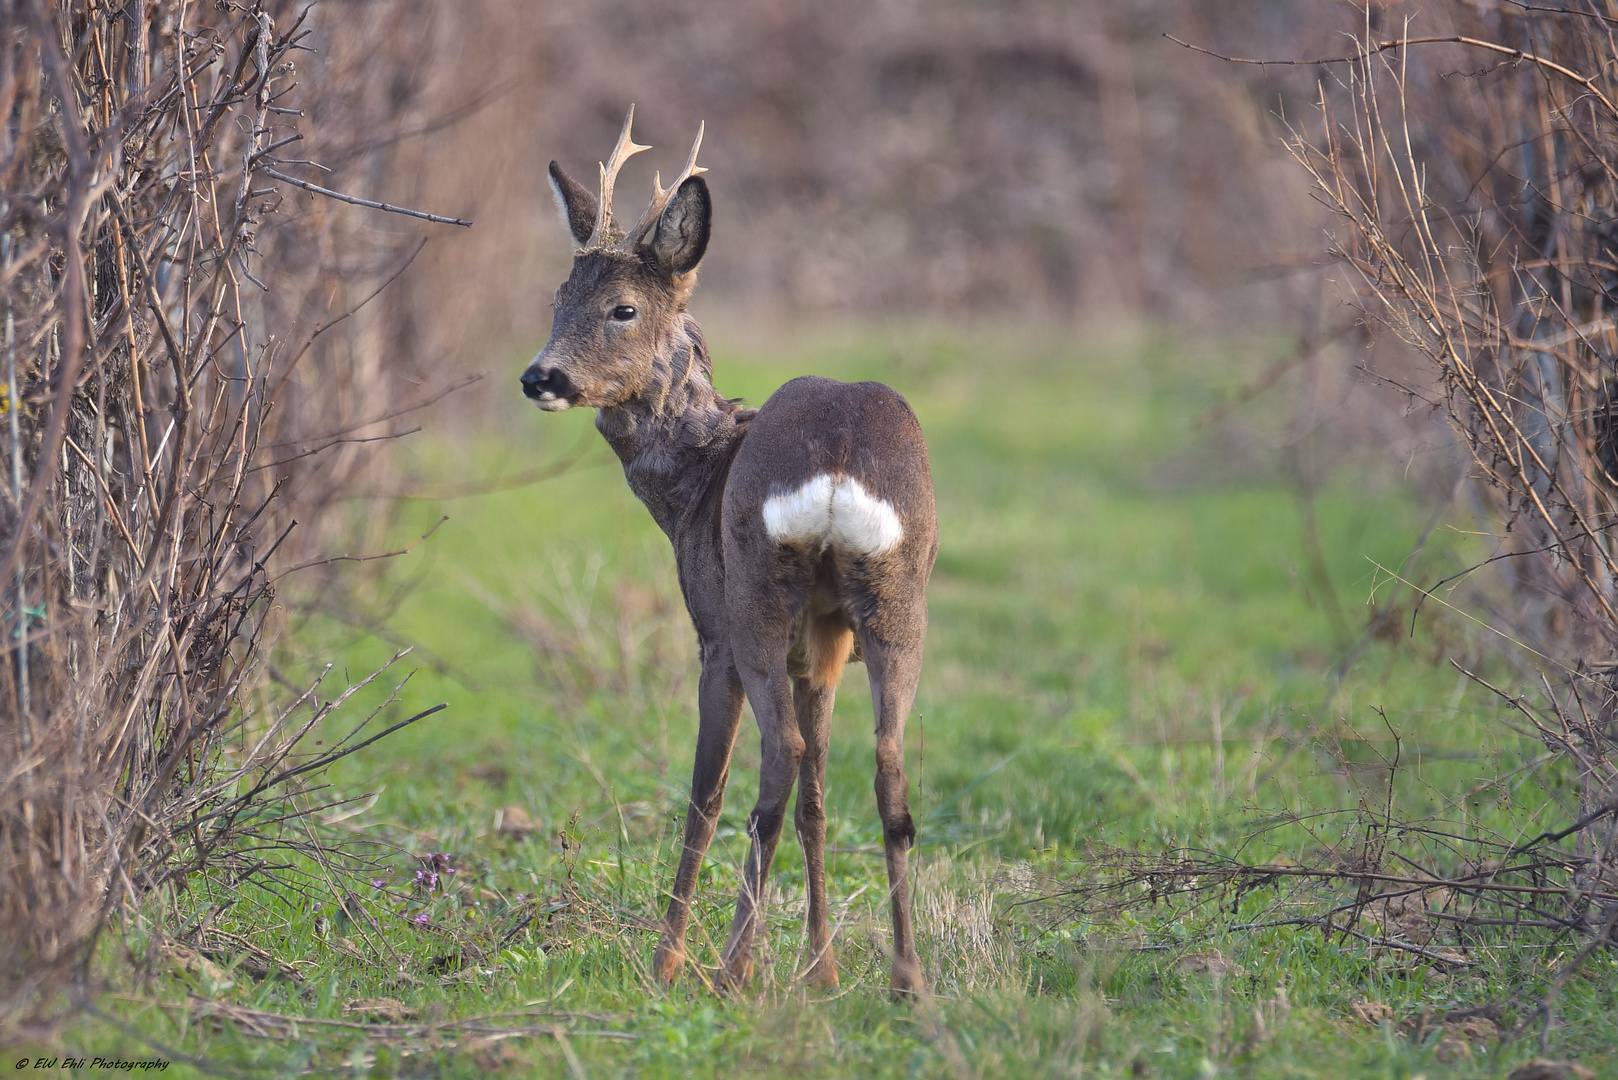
0, 0, 465, 1032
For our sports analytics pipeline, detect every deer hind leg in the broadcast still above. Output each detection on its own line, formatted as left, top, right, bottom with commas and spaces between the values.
793, 614, 852, 989
860, 618, 927, 999
721, 648, 804, 989
654, 646, 745, 986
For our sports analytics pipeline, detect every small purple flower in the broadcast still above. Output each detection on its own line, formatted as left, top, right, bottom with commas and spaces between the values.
371, 879, 386, 889
413, 912, 431, 927
413, 853, 456, 894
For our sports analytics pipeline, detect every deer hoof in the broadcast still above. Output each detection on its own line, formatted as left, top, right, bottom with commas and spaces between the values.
652, 940, 685, 986
889, 956, 925, 1001
804, 953, 839, 990
719, 954, 754, 991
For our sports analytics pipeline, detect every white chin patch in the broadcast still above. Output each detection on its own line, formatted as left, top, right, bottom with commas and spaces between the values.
533, 395, 573, 412
762, 473, 904, 557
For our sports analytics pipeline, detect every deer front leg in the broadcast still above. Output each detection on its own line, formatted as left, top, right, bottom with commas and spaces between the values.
793, 673, 838, 989
654, 647, 744, 986
721, 661, 803, 988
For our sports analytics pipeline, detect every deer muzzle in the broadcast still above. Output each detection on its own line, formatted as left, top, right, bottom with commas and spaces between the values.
520, 362, 578, 411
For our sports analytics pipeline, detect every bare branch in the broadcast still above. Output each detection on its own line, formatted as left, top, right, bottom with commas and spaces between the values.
262, 167, 472, 227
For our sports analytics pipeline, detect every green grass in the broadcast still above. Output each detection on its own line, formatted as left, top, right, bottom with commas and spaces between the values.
24, 324, 1618, 1077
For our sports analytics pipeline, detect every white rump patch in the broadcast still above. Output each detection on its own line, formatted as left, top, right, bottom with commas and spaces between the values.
762, 473, 904, 557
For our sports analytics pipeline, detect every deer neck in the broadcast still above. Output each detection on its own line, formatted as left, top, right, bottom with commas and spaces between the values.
595, 315, 748, 540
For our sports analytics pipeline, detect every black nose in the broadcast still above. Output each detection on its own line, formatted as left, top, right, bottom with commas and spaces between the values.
521, 366, 574, 401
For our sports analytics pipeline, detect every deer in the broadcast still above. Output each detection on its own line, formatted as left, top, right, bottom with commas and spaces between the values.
520, 107, 938, 997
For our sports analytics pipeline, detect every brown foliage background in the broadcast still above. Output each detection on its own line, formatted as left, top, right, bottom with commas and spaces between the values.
328, 1, 1369, 361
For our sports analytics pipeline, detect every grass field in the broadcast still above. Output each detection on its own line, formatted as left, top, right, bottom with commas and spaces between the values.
28, 325, 1617, 1077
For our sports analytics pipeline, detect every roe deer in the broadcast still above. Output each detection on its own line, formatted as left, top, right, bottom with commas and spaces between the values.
521, 107, 937, 996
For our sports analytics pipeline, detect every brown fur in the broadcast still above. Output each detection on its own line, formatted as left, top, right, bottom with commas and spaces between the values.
523, 125, 937, 998
806, 613, 854, 690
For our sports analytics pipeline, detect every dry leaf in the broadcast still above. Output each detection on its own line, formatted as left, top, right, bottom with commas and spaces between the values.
1508, 1061, 1596, 1080
1453, 1016, 1501, 1041
1176, 950, 1246, 978
343, 997, 416, 1022
471, 1036, 526, 1072
465, 762, 510, 787
1349, 999, 1394, 1026
1435, 1033, 1471, 1063
166, 945, 233, 991
496, 805, 541, 836
1364, 887, 1455, 945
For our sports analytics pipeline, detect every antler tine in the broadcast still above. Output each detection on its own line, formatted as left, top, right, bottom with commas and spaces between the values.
586, 104, 652, 250
627, 122, 707, 246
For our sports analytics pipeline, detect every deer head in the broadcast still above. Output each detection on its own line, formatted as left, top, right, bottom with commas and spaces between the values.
522, 106, 711, 412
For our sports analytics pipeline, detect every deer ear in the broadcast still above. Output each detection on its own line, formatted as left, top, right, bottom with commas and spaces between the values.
548, 161, 597, 247
650, 175, 710, 276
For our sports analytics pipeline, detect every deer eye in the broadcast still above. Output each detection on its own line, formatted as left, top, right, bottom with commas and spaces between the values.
611, 305, 637, 321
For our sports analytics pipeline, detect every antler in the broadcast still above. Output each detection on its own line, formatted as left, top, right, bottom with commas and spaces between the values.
626, 121, 707, 246
585, 104, 651, 250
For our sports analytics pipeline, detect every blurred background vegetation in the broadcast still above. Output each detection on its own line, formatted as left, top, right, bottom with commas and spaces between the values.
337, 0, 1357, 339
